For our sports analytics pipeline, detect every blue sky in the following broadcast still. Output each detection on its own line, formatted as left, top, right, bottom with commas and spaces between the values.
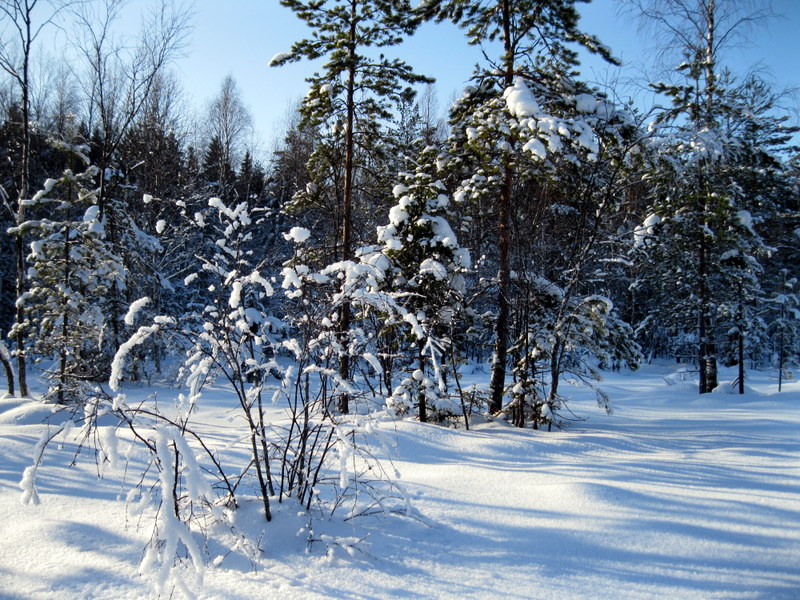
173, 0, 799, 157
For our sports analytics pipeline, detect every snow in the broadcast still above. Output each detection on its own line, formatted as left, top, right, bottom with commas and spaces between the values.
418, 258, 448, 280
208, 197, 229, 216
738, 209, 756, 234
633, 214, 661, 248
83, 205, 100, 223
523, 138, 547, 160
229, 280, 243, 309
392, 184, 409, 197
109, 325, 160, 391
123, 296, 151, 326
574, 93, 597, 113
268, 52, 293, 66
388, 204, 409, 226
503, 77, 540, 118
573, 120, 599, 154
283, 227, 311, 244
1, 363, 799, 599
30, 178, 59, 204
281, 266, 304, 297
720, 249, 739, 261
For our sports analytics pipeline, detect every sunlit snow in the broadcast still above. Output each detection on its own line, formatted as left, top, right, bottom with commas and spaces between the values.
1, 363, 798, 599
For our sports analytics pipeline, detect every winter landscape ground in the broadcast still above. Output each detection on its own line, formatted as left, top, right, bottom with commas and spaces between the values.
0, 361, 798, 600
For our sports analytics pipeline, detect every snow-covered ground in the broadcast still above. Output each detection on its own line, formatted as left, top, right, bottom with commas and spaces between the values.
1, 362, 798, 599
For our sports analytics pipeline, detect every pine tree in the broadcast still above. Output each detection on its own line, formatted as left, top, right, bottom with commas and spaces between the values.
201, 135, 235, 195
17, 146, 125, 401
118, 72, 186, 203
765, 270, 799, 391
235, 150, 266, 206
423, 0, 619, 413
631, 0, 793, 393
272, 0, 431, 412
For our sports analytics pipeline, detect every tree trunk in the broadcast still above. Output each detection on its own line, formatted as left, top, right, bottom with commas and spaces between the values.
336, 0, 358, 415
737, 329, 744, 395
13, 15, 33, 398
58, 222, 72, 404
14, 235, 28, 397
489, 164, 512, 413
777, 323, 784, 393
698, 0, 718, 395
698, 234, 716, 394
737, 281, 744, 395
488, 0, 515, 414
0, 341, 14, 396
417, 347, 427, 423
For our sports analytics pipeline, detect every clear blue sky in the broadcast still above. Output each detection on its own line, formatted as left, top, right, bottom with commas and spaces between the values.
173, 0, 799, 158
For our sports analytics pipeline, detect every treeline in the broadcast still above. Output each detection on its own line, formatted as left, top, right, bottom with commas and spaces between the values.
1, 0, 798, 424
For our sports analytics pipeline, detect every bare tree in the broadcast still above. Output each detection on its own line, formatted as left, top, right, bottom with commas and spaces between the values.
623, 0, 772, 74
28, 52, 81, 135
417, 83, 447, 146
204, 74, 253, 188
72, 0, 190, 359
0, 0, 72, 397
75, 0, 191, 208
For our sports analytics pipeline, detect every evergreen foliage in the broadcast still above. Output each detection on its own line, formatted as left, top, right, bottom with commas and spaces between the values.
375, 161, 470, 421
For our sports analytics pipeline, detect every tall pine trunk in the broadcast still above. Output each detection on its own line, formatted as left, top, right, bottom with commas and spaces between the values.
698, 218, 716, 394
417, 345, 427, 423
488, 0, 514, 414
336, 0, 358, 414
57, 224, 72, 404
736, 280, 745, 395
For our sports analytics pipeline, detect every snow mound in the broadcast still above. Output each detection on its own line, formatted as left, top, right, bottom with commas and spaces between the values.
0, 398, 60, 425
712, 380, 761, 396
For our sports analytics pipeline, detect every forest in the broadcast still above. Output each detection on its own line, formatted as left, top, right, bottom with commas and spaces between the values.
0, 0, 798, 597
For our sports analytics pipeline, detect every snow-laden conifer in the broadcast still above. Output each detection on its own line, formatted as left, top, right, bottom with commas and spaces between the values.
273, 0, 431, 412
15, 156, 126, 403
371, 161, 470, 422
422, 0, 624, 414
632, 70, 790, 393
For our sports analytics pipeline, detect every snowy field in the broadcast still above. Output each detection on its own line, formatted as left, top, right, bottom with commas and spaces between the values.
0, 362, 798, 599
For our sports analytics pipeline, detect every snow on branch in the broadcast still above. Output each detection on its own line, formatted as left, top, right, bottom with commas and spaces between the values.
109, 324, 162, 391
124, 297, 151, 326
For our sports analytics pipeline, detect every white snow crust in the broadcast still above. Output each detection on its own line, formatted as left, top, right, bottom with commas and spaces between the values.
1, 363, 799, 599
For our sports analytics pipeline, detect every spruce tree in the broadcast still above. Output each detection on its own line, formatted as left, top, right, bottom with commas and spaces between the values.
375, 160, 470, 422
201, 135, 235, 196
18, 148, 125, 401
